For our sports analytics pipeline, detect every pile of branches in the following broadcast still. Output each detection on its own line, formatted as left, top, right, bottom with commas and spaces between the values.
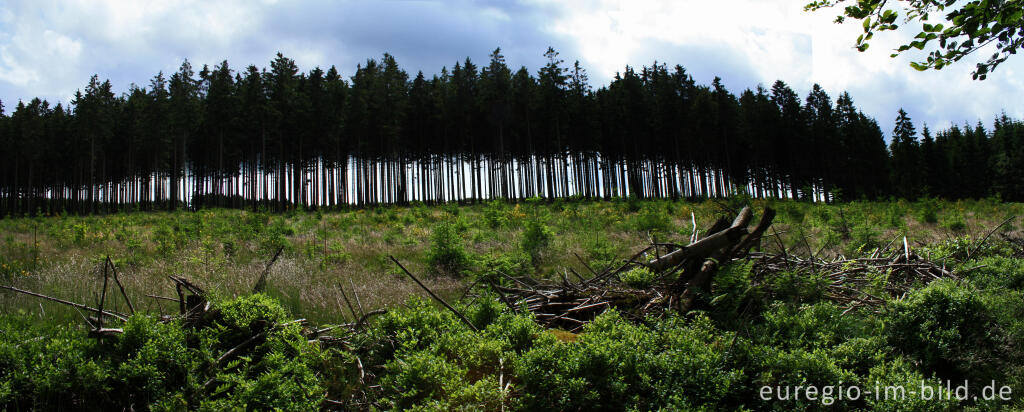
467, 206, 1009, 329
484, 206, 777, 331
747, 239, 960, 312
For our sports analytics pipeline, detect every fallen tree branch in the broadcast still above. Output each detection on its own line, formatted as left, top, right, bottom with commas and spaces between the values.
0, 285, 129, 322
390, 255, 478, 332
253, 246, 284, 293
107, 256, 135, 315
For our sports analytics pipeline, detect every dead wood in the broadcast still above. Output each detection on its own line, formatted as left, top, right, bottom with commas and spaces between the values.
0, 285, 129, 322
390, 255, 479, 332
489, 206, 774, 329
253, 246, 284, 293
106, 256, 136, 315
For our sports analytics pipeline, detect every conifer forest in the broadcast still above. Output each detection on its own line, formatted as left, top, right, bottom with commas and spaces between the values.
3, 48, 1022, 216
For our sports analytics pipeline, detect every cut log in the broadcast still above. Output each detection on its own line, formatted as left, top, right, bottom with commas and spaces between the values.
647, 206, 752, 272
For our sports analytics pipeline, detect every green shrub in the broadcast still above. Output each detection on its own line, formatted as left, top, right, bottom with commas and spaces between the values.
482, 200, 509, 229
619, 266, 656, 289
381, 351, 468, 410
1, 292, 326, 411
829, 336, 887, 376
764, 270, 829, 305
625, 195, 642, 213
520, 218, 552, 267
628, 205, 672, 233
218, 293, 288, 333
323, 240, 352, 265
886, 280, 1008, 383
884, 202, 906, 228
758, 302, 871, 350
514, 312, 738, 410
427, 222, 469, 274
258, 218, 294, 255
753, 347, 858, 410
483, 312, 544, 353
966, 256, 1024, 290
471, 251, 530, 284
780, 202, 806, 224
709, 261, 758, 320
846, 223, 880, 256
114, 316, 195, 406
917, 197, 939, 224
941, 211, 967, 232
582, 233, 619, 272
863, 359, 957, 411
0, 316, 110, 409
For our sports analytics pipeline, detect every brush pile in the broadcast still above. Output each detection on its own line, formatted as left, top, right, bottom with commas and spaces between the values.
490, 206, 777, 331
486, 205, 990, 330
747, 243, 959, 313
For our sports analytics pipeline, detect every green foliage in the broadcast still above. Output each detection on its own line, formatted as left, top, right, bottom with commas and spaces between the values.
709, 261, 758, 319
380, 350, 468, 410
779, 202, 807, 224
619, 266, 656, 289
626, 204, 672, 233
940, 210, 967, 232
520, 217, 552, 267
753, 347, 858, 410
323, 240, 352, 265
759, 302, 872, 350
514, 312, 739, 410
886, 280, 1008, 383
965, 256, 1024, 290
917, 197, 939, 224
482, 200, 509, 229
0, 294, 324, 411
764, 269, 829, 305
846, 222, 880, 256
805, 0, 1024, 79
427, 222, 469, 274
0, 316, 110, 409
884, 201, 906, 228
217, 293, 288, 332
625, 195, 643, 213
926, 235, 977, 262
0, 234, 36, 280
471, 251, 530, 284
581, 232, 618, 272
258, 217, 293, 255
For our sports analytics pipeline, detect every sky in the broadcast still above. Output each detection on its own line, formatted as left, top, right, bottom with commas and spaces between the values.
1, 0, 1021, 137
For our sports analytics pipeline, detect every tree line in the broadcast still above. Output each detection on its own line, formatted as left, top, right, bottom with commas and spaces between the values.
0, 48, 1021, 215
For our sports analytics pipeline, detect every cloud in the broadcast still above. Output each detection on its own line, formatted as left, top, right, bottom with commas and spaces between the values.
0, 0, 1020, 137
536, 0, 1024, 135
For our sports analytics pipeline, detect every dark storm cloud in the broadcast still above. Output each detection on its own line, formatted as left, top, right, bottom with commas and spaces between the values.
0, 0, 580, 111
263, 0, 581, 75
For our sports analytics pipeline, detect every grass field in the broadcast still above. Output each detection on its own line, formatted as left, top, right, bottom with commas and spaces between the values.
2, 197, 1020, 321
2, 197, 1024, 409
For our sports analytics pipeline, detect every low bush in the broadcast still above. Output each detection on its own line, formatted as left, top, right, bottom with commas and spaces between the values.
626, 204, 672, 233
917, 197, 940, 224
482, 200, 509, 229
514, 312, 739, 410
427, 222, 469, 274
885, 280, 1008, 383
520, 217, 552, 267
619, 266, 656, 289
964, 256, 1024, 290
0, 294, 326, 411
941, 210, 968, 232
